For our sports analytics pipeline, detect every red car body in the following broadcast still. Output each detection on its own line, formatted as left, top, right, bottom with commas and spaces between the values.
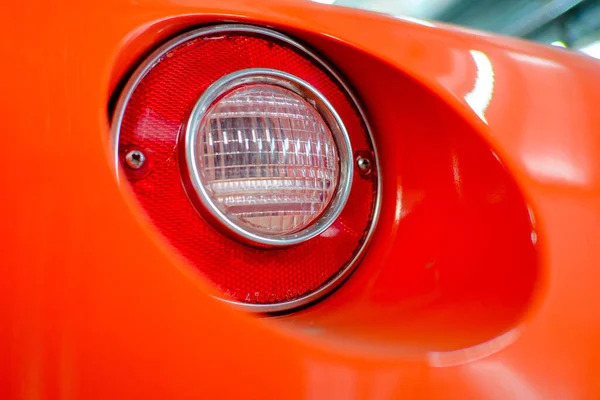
2, 0, 600, 398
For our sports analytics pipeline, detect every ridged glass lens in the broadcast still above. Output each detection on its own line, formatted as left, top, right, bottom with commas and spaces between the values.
194, 84, 340, 236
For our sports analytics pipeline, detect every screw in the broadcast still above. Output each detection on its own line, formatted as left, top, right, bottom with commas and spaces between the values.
356, 156, 372, 174
125, 150, 146, 170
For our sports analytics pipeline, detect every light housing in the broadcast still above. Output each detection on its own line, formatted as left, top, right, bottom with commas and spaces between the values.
111, 24, 379, 312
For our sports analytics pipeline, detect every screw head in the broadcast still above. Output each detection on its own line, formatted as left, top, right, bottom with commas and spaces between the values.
125, 150, 146, 170
356, 156, 372, 174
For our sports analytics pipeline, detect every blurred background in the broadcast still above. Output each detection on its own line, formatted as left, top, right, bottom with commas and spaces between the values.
313, 0, 600, 58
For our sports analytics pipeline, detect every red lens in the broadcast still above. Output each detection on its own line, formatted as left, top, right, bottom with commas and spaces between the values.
114, 26, 378, 310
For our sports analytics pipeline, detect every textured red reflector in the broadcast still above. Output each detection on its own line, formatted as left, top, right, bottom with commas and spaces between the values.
113, 25, 378, 311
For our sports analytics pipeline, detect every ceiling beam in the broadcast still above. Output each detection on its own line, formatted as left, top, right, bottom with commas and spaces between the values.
503, 0, 587, 36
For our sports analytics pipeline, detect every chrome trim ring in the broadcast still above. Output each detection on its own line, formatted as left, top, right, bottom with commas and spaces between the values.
110, 24, 381, 313
183, 69, 353, 247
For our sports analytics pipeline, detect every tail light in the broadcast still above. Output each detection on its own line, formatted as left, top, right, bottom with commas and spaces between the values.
111, 24, 379, 312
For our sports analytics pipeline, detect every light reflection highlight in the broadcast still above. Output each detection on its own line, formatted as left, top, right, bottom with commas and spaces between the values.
428, 328, 519, 367
396, 16, 436, 28
467, 360, 541, 399
509, 52, 562, 68
451, 152, 463, 196
465, 50, 495, 124
305, 360, 358, 400
523, 154, 587, 186
581, 41, 600, 59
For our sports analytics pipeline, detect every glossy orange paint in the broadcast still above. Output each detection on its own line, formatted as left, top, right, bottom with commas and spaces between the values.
2, 0, 600, 398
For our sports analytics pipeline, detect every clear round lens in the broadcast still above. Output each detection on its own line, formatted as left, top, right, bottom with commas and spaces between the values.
193, 83, 340, 238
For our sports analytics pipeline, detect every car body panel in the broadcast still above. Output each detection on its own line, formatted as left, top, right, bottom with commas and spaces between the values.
1, 0, 600, 398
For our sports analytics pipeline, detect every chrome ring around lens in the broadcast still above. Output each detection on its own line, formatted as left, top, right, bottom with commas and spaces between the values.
183, 68, 353, 247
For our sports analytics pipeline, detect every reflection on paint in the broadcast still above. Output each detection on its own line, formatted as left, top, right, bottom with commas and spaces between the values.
467, 360, 541, 399
523, 154, 587, 186
581, 41, 600, 59
465, 50, 495, 124
394, 177, 403, 224
428, 328, 519, 367
305, 360, 358, 400
396, 16, 436, 28
527, 206, 538, 246
509, 52, 562, 68
451, 152, 463, 196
